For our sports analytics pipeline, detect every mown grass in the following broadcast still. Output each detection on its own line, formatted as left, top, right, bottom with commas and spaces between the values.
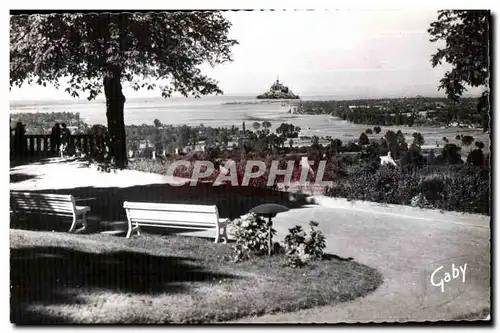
11, 229, 383, 324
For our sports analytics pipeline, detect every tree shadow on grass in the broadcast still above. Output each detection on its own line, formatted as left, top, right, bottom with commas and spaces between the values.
10, 246, 240, 324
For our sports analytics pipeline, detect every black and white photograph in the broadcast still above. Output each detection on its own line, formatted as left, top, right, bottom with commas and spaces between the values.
8, 5, 492, 325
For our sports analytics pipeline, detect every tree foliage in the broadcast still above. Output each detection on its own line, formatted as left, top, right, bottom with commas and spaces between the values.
461, 135, 475, 146
358, 132, 369, 145
428, 10, 490, 99
10, 12, 238, 167
10, 12, 238, 99
428, 10, 490, 131
275, 123, 301, 139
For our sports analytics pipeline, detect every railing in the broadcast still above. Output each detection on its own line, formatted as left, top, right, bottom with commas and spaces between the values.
10, 133, 106, 159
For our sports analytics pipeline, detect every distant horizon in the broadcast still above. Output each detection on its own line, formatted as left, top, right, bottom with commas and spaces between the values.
10, 91, 482, 105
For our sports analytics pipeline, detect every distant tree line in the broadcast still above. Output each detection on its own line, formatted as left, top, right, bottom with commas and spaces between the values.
10, 112, 89, 134
298, 97, 486, 128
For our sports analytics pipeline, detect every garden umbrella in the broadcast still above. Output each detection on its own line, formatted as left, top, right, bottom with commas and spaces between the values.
249, 204, 289, 256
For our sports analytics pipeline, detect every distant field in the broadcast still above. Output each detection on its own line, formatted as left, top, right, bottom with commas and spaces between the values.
295, 126, 489, 154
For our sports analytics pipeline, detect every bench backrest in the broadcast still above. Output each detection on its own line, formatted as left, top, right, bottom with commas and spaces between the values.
123, 201, 220, 227
10, 192, 76, 216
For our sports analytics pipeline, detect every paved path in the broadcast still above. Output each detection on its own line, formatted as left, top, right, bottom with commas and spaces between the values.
10, 159, 490, 322
227, 205, 490, 323
10, 158, 188, 191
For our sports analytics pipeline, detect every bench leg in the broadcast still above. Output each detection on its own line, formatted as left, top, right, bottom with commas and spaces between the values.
214, 224, 228, 244
74, 212, 88, 234
126, 225, 133, 239
135, 224, 142, 236
220, 225, 228, 244
69, 216, 78, 233
126, 225, 142, 239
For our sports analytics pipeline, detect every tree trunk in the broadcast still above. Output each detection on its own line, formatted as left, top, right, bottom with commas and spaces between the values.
103, 66, 127, 169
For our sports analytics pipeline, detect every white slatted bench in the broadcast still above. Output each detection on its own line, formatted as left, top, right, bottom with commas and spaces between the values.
123, 201, 230, 243
10, 191, 91, 233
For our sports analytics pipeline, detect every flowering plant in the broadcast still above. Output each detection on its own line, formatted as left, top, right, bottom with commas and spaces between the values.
283, 221, 326, 267
231, 212, 276, 262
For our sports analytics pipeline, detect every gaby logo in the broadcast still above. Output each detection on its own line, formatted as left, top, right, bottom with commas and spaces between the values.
164, 159, 334, 187
421, 256, 474, 309
430, 263, 467, 292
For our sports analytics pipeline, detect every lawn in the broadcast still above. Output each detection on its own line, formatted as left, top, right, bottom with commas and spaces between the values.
10, 229, 383, 324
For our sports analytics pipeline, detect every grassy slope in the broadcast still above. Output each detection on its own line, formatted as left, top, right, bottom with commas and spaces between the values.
10, 229, 383, 324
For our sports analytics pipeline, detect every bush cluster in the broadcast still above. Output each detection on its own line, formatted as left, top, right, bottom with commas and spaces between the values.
324, 164, 489, 215
230, 213, 276, 262
283, 221, 326, 268
130, 153, 339, 188
231, 214, 327, 268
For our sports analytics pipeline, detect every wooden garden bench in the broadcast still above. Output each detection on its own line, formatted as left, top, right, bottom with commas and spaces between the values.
123, 201, 230, 243
10, 191, 91, 233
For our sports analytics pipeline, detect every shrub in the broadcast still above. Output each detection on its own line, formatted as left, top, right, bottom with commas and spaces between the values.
369, 166, 413, 204
283, 221, 326, 268
443, 136, 449, 143
345, 142, 361, 152
385, 130, 398, 145
378, 137, 388, 147
426, 150, 437, 165
396, 130, 405, 142
325, 165, 420, 205
475, 141, 485, 149
128, 158, 170, 175
374, 126, 382, 134
435, 144, 463, 165
365, 128, 373, 135
140, 147, 154, 159
467, 149, 485, 166
358, 132, 370, 145
329, 138, 343, 151
461, 135, 474, 146
455, 135, 461, 140
324, 163, 489, 215
418, 174, 448, 203
436, 166, 490, 215
231, 213, 276, 262
358, 143, 381, 174
410, 193, 429, 208
412, 132, 425, 146
400, 144, 426, 170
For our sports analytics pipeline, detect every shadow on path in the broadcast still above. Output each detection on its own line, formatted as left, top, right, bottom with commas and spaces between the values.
10, 173, 38, 183
23, 182, 312, 224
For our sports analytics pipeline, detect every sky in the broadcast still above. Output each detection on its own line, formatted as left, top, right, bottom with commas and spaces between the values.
9, 10, 485, 101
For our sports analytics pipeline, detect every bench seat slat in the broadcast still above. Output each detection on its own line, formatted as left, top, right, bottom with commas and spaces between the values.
11, 201, 74, 208
11, 204, 75, 213
11, 207, 75, 214
129, 218, 215, 226
128, 220, 215, 230
10, 191, 91, 233
10, 192, 73, 200
11, 198, 74, 205
127, 211, 217, 224
12, 211, 74, 217
123, 202, 217, 214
